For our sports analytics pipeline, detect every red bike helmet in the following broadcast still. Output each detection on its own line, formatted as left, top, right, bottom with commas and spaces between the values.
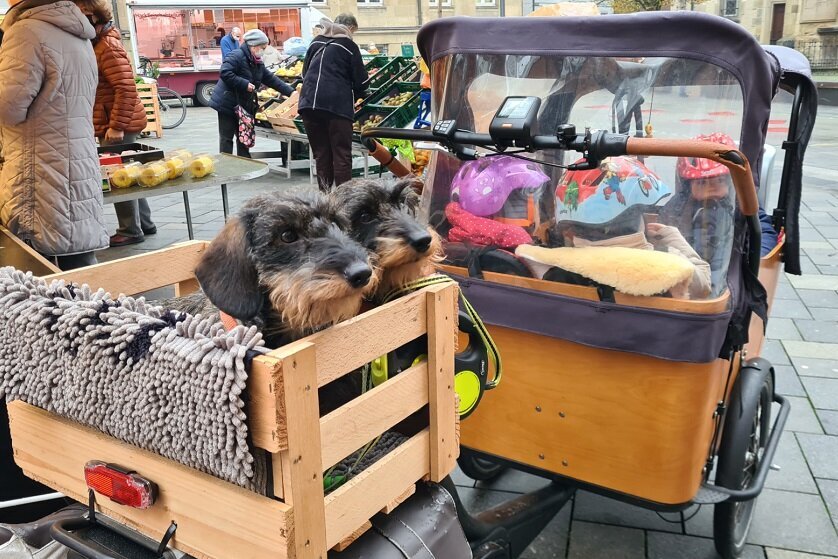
676, 133, 737, 180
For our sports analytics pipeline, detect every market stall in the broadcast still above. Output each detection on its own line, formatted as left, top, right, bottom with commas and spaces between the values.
255, 55, 426, 180
126, 0, 323, 105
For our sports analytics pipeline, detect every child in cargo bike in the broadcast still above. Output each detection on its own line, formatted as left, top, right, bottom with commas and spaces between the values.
659, 133, 779, 296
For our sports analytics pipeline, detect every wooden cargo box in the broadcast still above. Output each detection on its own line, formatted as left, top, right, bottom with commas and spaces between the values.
8, 241, 459, 559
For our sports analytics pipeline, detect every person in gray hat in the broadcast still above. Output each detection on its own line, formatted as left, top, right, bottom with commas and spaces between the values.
209, 28, 294, 157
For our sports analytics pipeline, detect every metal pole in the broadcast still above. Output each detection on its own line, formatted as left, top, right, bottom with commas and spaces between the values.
0, 493, 65, 509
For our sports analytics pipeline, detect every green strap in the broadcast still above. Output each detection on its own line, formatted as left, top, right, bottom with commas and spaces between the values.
380, 275, 502, 389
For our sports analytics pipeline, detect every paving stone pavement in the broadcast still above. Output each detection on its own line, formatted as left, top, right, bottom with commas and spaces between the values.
91, 101, 838, 557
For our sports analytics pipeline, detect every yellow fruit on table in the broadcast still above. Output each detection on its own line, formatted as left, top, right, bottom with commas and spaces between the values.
138, 163, 168, 187
190, 156, 215, 178
109, 165, 141, 188
165, 157, 186, 179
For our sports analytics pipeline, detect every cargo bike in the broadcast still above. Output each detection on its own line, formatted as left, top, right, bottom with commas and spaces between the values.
358, 11, 818, 559
0, 10, 818, 559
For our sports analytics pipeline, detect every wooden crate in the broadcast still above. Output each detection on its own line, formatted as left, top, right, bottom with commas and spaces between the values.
8, 241, 459, 559
266, 91, 300, 133
136, 82, 163, 139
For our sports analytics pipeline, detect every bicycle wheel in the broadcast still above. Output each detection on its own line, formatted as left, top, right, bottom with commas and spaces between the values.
157, 87, 187, 129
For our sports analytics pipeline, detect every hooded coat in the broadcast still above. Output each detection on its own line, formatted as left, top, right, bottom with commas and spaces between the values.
298, 20, 368, 121
0, 0, 108, 257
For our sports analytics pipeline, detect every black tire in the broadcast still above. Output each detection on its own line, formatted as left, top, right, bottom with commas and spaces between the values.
457, 448, 507, 481
713, 365, 773, 559
194, 81, 215, 107
157, 87, 187, 129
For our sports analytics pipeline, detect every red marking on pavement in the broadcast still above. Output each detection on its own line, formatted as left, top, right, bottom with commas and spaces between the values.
767, 127, 789, 133
708, 111, 736, 116
769, 119, 787, 125
584, 105, 611, 109
647, 109, 666, 114
680, 119, 714, 124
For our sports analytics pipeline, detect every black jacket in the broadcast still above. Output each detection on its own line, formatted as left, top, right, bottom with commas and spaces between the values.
210, 43, 293, 116
298, 35, 368, 121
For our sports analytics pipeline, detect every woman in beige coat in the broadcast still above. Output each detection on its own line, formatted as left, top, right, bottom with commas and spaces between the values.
0, 0, 108, 270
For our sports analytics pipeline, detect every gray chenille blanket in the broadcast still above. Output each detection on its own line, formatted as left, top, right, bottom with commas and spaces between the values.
0, 267, 405, 496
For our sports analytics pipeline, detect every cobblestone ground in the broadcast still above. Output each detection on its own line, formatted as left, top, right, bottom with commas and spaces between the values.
99, 102, 838, 558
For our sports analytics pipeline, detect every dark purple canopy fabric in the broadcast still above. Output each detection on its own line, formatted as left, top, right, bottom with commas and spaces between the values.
417, 12, 780, 187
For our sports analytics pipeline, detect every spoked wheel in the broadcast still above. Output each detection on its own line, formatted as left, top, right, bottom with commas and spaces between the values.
713, 366, 773, 559
157, 87, 187, 129
458, 448, 507, 482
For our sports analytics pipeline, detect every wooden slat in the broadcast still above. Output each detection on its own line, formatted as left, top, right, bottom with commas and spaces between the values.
380, 485, 415, 514
324, 430, 430, 549
248, 355, 285, 453
137, 83, 163, 139
270, 451, 285, 500
175, 277, 201, 297
267, 289, 427, 388
320, 362, 429, 469
276, 342, 328, 559
0, 225, 61, 274
7, 402, 291, 559
45, 241, 207, 297
425, 284, 458, 481
332, 521, 371, 552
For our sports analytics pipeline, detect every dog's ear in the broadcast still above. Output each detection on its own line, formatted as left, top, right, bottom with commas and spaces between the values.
393, 176, 423, 210
195, 217, 263, 320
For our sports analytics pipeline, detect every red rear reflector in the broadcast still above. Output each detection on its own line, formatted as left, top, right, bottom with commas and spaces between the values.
84, 461, 157, 509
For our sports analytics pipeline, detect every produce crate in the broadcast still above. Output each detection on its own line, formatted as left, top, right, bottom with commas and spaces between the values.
390, 61, 420, 85
362, 57, 413, 92
294, 115, 307, 134
364, 56, 390, 72
265, 91, 301, 133
136, 82, 163, 139
8, 242, 459, 559
96, 143, 165, 164
366, 82, 422, 110
352, 105, 397, 143
379, 91, 422, 130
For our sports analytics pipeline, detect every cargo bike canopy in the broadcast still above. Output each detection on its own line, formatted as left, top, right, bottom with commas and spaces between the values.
406, 13, 816, 363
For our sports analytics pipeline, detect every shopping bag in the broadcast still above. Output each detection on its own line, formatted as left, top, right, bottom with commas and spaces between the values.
235, 104, 256, 148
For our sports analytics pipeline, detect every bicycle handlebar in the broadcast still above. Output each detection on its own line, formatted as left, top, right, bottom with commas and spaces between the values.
361, 127, 758, 216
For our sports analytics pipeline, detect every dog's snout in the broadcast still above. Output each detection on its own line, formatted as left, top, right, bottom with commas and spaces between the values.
345, 262, 373, 289
409, 231, 433, 254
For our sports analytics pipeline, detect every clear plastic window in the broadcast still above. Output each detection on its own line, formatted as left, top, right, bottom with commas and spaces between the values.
423, 54, 744, 300
133, 9, 301, 72
133, 10, 194, 71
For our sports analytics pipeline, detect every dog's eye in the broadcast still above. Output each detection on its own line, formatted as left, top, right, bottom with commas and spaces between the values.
280, 230, 298, 243
358, 210, 375, 224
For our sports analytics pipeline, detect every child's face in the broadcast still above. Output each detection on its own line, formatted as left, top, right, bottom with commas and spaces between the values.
689, 175, 731, 201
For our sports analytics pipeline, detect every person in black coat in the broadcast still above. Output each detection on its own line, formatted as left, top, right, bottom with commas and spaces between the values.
298, 14, 368, 191
209, 29, 293, 158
